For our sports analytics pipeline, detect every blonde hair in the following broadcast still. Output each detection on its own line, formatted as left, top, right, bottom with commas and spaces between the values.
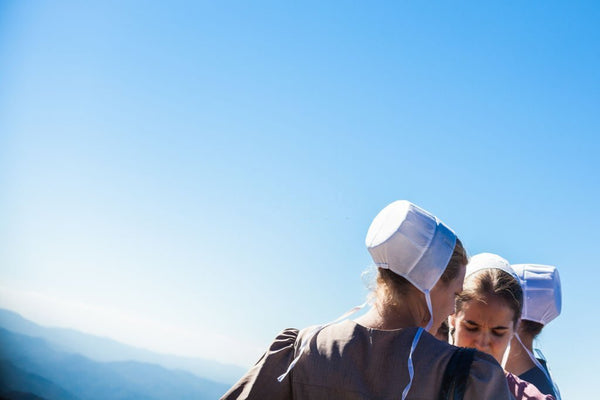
374, 238, 467, 308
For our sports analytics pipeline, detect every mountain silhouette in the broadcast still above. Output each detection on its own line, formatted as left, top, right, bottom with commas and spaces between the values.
0, 358, 79, 400
0, 311, 235, 399
0, 308, 245, 384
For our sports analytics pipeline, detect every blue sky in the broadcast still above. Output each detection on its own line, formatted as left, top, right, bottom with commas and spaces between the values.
1, 1, 599, 397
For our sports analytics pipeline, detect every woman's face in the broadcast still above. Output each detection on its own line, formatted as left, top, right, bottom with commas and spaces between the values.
449, 294, 516, 364
429, 264, 466, 334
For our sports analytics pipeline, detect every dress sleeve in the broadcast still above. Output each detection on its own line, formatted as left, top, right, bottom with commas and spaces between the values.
220, 328, 299, 400
464, 351, 513, 400
505, 371, 556, 400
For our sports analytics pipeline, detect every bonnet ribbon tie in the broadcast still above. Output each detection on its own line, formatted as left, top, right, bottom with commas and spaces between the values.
277, 302, 367, 382
515, 334, 561, 400
401, 289, 433, 400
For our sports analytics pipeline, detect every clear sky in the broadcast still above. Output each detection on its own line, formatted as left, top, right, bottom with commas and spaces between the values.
1, 1, 599, 397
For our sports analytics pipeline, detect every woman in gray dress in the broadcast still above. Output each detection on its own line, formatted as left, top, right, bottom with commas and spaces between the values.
221, 200, 511, 400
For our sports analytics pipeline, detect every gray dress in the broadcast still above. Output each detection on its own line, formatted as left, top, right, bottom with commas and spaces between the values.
221, 320, 512, 400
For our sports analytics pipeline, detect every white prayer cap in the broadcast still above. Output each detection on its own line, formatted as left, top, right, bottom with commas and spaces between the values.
365, 200, 457, 293
512, 264, 561, 326
466, 253, 518, 280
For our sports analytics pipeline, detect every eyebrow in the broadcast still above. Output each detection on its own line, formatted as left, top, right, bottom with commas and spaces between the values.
464, 320, 510, 330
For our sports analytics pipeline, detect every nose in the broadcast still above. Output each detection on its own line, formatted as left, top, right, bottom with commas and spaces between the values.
475, 331, 491, 352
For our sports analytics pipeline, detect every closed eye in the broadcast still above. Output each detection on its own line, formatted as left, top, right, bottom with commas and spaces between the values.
463, 320, 479, 331
492, 328, 509, 337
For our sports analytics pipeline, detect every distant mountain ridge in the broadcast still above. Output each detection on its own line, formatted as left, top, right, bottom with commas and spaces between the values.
0, 308, 245, 385
0, 327, 229, 399
0, 358, 80, 400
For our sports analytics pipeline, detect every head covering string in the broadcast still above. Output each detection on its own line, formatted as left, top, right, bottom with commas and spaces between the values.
515, 334, 562, 400
277, 302, 367, 382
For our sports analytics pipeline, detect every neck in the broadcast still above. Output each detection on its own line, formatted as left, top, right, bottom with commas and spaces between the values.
505, 333, 536, 376
354, 301, 428, 331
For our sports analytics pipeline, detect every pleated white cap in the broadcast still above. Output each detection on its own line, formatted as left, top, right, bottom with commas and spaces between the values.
466, 253, 518, 280
512, 264, 561, 325
365, 200, 457, 292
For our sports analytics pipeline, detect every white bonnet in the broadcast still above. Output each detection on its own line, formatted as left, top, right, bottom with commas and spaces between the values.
366, 200, 457, 293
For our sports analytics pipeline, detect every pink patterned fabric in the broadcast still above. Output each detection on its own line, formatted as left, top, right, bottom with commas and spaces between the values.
505, 371, 555, 400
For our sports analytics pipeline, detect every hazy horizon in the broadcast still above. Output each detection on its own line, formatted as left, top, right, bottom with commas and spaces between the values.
0, 286, 259, 368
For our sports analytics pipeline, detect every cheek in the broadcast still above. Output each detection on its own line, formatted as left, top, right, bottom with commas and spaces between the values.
454, 327, 476, 346
443, 293, 456, 313
490, 338, 509, 360
493, 335, 511, 350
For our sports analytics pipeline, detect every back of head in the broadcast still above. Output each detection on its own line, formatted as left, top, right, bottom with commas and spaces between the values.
366, 200, 466, 332
365, 200, 459, 293
375, 238, 467, 308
